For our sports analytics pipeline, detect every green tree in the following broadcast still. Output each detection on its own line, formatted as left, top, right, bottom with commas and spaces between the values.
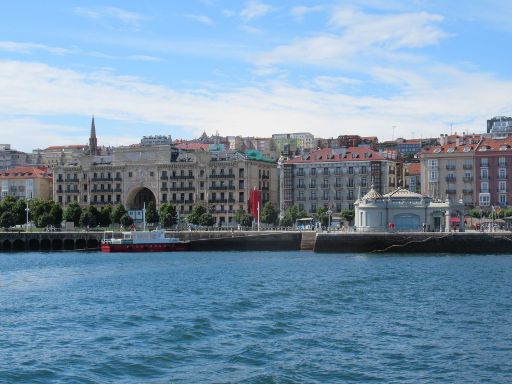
188, 205, 207, 225
63, 202, 82, 226
28, 199, 53, 225
234, 208, 253, 227
111, 204, 127, 225
198, 212, 215, 227
260, 202, 278, 225
99, 205, 112, 227
315, 207, 329, 227
340, 209, 355, 224
88, 206, 100, 225
49, 203, 63, 227
120, 213, 134, 228
0, 195, 17, 215
12, 199, 27, 225
145, 201, 159, 224
37, 212, 52, 228
0, 211, 15, 229
79, 209, 97, 228
159, 203, 177, 228
280, 204, 307, 227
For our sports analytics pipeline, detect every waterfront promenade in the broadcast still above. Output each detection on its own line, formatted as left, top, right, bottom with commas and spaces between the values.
2, 230, 512, 253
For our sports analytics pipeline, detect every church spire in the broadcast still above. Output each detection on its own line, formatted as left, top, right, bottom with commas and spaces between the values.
89, 115, 98, 155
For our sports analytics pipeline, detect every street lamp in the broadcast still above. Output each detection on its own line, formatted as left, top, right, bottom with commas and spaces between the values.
25, 200, 30, 232
327, 208, 332, 230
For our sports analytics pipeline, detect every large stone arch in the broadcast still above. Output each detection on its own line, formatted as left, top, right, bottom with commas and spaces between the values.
125, 186, 157, 210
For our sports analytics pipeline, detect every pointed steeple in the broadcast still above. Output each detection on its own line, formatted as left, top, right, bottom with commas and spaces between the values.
89, 115, 98, 155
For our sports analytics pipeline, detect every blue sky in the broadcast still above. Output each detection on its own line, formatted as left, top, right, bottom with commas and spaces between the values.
1, 0, 512, 151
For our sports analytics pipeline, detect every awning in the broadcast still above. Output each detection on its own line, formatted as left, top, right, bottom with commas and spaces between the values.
450, 217, 461, 223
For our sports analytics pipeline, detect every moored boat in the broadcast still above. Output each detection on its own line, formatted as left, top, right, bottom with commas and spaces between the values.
101, 229, 189, 252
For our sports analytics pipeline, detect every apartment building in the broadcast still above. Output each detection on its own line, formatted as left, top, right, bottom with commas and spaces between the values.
53, 145, 278, 226
420, 137, 481, 207
280, 147, 398, 214
0, 166, 52, 200
475, 138, 512, 208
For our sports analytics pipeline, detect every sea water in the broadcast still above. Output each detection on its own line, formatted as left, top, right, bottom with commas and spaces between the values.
1, 251, 511, 383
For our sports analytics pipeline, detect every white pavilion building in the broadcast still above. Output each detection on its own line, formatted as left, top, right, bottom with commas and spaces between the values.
354, 186, 465, 232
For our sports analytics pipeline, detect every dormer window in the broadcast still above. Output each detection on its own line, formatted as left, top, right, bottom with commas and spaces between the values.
447, 147, 455, 153
433, 148, 441, 153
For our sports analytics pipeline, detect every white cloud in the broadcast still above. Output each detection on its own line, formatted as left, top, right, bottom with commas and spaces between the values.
0, 41, 72, 55
257, 9, 447, 68
184, 14, 215, 27
73, 6, 144, 26
128, 55, 163, 62
240, 1, 272, 21
291, 5, 326, 21
1, 59, 511, 152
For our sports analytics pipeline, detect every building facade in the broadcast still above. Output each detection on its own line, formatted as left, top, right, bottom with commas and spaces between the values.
0, 166, 53, 200
280, 147, 398, 214
474, 138, 512, 208
420, 137, 480, 207
53, 145, 278, 226
355, 186, 464, 232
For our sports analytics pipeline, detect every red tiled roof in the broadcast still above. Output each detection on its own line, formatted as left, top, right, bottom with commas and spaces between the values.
406, 163, 421, 174
422, 144, 477, 154
45, 145, 85, 150
286, 147, 386, 164
176, 143, 209, 151
0, 166, 52, 179
476, 138, 512, 152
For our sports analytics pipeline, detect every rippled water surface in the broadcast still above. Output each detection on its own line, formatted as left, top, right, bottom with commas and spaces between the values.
1, 251, 512, 383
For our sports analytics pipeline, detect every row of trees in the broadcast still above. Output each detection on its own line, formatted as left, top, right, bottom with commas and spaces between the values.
0, 195, 354, 230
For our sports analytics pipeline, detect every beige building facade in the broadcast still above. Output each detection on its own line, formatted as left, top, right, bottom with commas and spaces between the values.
53, 145, 278, 226
0, 166, 53, 200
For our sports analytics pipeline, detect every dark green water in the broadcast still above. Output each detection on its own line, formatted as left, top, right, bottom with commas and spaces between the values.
1, 251, 511, 383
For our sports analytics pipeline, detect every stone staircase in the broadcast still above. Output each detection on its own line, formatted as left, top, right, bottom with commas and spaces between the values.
300, 231, 317, 251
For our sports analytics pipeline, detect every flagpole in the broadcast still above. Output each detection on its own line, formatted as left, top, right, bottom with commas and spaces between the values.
257, 201, 260, 232
143, 202, 146, 232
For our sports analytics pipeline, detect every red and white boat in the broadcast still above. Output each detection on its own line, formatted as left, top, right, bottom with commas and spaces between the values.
101, 229, 189, 252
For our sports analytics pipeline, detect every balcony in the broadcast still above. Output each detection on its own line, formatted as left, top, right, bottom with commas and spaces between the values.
480, 189, 489, 193
65, 178, 80, 183
445, 189, 457, 194
209, 174, 235, 179
480, 175, 489, 180
169, 186, 195, 191
309, 184, 317, 188
171, 199, 194, 204
321, 184, 329, 189
462, 176, 473, 182
296, 184, 305, 189
445, 176, 456, 182
91, 188, 113, 193
498, 175, 508, 180
208, 198, 228, 203
210, 185, 236, 191
114, 188, 122, 192
498, 189, 507, 193
261, 174, 270, 180
463, 164, 473, 170
170, 175, 195, 180
445, 165, 456, 170
160, 175, 169, 180
296, 197, 306, 201
463, 189, 473, 194
160, 187, 168, 192
91, 177, 112, 182
480, 163, 489, 168
114, 177, 123, 181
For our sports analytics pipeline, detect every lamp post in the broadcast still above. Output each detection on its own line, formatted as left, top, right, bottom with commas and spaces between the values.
327, 208, 332, 230
25, 201, 30, 232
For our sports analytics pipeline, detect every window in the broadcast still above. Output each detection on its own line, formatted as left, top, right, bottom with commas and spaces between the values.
348, 190, 354, 200
499, 157, 506, 167
480, 182, 489, 193
429, 170, 438, 182
128, 172, 133, 177
499, 194, 507, 205
499, 168, 506, 179
311, 168, 316, 176
479, 193, 490, 206
336, 190, 342, 200
323, 190, 329, 200
428, 159, 438, 168
310, 191, 317, 200
297, 168, 304, 176
323, 167, 329, 175
499, 181, 507, 192
361, 166, 367, 174
480, 158, 489, 167
481, 168, 488, 180
348, 167, 354, 174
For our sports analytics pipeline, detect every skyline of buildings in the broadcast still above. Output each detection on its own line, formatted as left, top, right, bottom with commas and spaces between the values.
1, 114, 512, 223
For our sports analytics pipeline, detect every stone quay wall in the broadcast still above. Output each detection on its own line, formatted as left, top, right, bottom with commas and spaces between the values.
314, 232, 512, 254
0, 231, 103, 252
